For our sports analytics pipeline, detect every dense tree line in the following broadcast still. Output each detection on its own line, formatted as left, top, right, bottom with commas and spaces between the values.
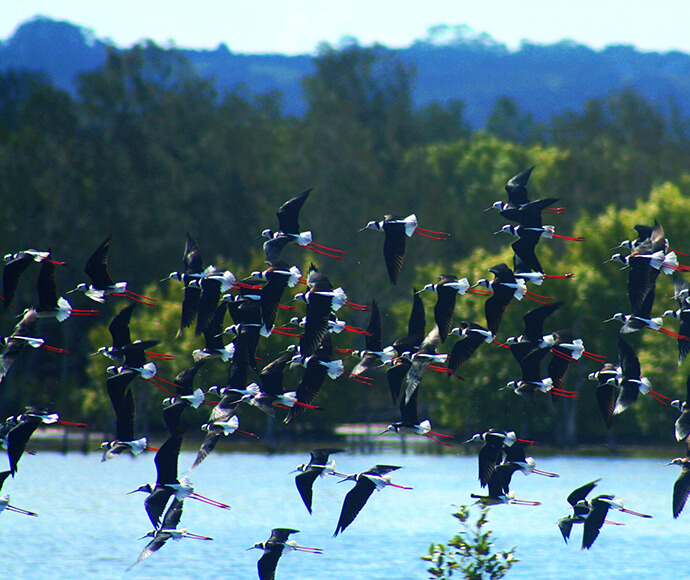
1, 41, 689, 445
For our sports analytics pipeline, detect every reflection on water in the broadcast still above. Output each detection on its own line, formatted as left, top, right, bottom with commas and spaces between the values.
0, 451, 683, 579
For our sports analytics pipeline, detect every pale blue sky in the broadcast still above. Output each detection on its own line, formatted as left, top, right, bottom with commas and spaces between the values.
2, 0, 689, 55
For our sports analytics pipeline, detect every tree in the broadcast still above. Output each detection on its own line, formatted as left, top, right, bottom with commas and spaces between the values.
423, 504, 517, 580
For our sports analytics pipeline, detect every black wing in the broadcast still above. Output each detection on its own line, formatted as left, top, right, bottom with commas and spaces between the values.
334, 477, 377, 536
276, 189, 312, 234
84, 233, 114, 288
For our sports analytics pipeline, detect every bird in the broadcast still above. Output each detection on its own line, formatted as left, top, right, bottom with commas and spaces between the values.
446, 322, 493, 376
668, 439, 690, 518
0, 308, 67, 383
285, 335, 342, 423
360, 214, 449, 284
504, 336, 559, 402
194, 268, 236, 336
224, 289, 264, 372
333, 464, 412, 536
192, 301, 235, 362
486, 166, 536, 210
381, 384, 454, 445
100, 367, 148, 461
250, 260, 301, 336
262, 188, 344, 260
0, 470, 37, 516
350, 299, 395, 377
68, 233, 156, 304
34, 255, 99, 321
128, 498, 213, 570
161, 232, 206, 338
671, 374, 690, 442
249, 528, 323, 580
557, 479, 604, 543
294, 264, 347, 359
502, 440, 559, 478
473, 263, 529, 335
93, 302, 164, 364
361, 214, 418, 284
581, 493, 652, 550
292, 448, 343, 514
498, 195, 561, 224
470, 462, 540, 506
464, 429, 539, 488
191, 343, 258, 469
239, 348, 327, 418
402, 325, 448, 405
128, 422, 230, 530
2, 249, 66, 309
497, 223, 585, 242
611, 336, 667, 415
420, 274, 471, 342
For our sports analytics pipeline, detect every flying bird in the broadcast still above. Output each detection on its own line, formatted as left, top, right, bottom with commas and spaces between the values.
128, 499, 213, 570
293, 448, 343, 514
249, 528, 323, 580
69, 233, 156, 304
333, 464, 412, 536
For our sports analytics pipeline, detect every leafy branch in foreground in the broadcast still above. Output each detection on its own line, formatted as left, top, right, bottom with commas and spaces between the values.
422, 504, 517, 579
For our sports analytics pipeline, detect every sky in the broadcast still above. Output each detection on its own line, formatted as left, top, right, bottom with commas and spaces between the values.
1, 0, 690, 55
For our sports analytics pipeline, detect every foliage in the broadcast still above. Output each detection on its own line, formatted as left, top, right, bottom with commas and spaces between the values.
422, 504, 517, 579
1, 41, 690, 444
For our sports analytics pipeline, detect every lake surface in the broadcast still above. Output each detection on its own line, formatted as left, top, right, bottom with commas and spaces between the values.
0, 450, 685, 579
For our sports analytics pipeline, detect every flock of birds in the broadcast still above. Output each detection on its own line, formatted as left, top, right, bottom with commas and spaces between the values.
1, 170, 690, 576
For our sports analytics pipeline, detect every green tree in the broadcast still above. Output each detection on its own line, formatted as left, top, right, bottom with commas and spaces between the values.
423, 504, 517, 580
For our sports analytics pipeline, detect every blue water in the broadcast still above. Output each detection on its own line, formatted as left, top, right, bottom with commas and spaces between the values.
0, 450, 684, 579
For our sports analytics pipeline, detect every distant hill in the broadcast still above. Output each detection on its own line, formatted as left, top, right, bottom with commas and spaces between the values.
3, 16, 690, 127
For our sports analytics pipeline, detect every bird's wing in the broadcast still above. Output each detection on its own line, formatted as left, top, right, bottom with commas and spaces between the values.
382, 224, 406, 285
144, 487, 175, 530
504, 166, 534, 206
183, 232, 203, 274
617, 337, 641, 381
177, 284, 201, 338
595, 384, 617, 428
673, 466, 690, 518
447, 328, 484, 373
566, 479, 601, 506
334, 478, 376, 536
257, 545, 283, 580
581, 500, 609, 549
84, 233, 114, 287
7, 417, 41, 475
2, 255, 33, 308
387, 358, 411, 405
109, 303, 136, 348
295, 470, 320, 514
556, 516, 574, 543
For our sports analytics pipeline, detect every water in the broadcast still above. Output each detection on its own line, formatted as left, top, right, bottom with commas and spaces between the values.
0, 451, 684, 579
